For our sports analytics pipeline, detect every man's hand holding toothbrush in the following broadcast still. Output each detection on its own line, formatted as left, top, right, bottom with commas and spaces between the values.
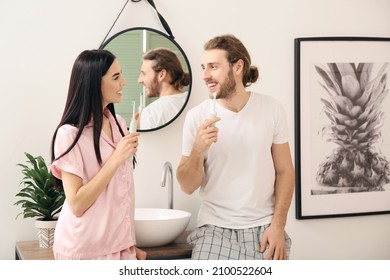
193, 91, 220, 153
193, 117, 220, 154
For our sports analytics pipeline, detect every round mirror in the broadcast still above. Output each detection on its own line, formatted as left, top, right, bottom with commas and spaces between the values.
100, 27, 192, 132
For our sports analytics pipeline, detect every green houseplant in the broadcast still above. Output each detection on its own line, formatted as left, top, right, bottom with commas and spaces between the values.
15, 152, 65, 248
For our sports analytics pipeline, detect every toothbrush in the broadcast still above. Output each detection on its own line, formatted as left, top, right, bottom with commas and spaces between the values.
129, 100, 137, 132
129, 101, 137, 161
208, 92, 217, 127
138, 91, 144, 114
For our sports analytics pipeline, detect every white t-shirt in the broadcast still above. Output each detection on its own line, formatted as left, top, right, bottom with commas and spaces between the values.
182, 92, 289, 229
140, 92, 188, 129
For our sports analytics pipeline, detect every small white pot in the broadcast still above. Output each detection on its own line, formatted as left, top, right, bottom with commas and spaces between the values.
35, 219, 57, 248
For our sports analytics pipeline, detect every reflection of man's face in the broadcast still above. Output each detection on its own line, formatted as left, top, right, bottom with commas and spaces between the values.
138, 60, 161, 97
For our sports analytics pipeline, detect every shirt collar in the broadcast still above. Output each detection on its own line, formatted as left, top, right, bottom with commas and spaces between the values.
85, 108, 121, 147
85, 108, 111, 128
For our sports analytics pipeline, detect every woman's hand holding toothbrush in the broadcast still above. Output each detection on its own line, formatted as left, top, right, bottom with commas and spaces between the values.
111, 131, 140, 166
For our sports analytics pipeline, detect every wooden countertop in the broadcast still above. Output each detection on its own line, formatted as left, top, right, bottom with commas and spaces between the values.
15, 231, 192, 260
15, 240, 54, 260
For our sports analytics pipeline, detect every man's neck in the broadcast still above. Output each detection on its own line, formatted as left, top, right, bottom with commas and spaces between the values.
219, 87, 250, 113
159, 84, 183, 97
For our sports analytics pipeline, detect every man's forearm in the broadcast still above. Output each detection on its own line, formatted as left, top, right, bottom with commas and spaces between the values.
176, 149, 205, 194
272, 170, 295, 227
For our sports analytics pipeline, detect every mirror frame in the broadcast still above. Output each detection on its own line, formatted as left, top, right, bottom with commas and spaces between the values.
100, 27, 192, 132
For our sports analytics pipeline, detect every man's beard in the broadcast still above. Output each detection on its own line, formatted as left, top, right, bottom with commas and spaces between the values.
217, 67, 236, 99
148, 75, 161, 97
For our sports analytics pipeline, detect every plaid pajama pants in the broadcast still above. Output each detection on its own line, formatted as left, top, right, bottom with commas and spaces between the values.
187, 224, 291, 260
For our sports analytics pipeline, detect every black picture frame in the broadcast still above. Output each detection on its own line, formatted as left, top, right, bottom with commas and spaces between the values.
294, 37, 390, 219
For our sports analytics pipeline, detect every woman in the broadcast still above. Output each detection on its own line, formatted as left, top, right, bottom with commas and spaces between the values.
50, 49, 146, 260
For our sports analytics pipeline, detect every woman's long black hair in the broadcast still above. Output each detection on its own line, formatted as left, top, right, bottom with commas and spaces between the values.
50, 49, 130, 190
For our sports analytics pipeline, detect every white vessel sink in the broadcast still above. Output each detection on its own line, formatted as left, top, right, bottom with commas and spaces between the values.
134, 208, 191, 247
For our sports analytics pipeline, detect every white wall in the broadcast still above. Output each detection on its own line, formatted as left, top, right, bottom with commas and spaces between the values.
1, 0, 389, 260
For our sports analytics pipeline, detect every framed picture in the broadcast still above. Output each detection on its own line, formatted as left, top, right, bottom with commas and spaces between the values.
294, 37, 390, 219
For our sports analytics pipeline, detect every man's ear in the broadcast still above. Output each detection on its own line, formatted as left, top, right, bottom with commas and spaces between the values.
235, 59, 244, 73
158, 69, 167, 80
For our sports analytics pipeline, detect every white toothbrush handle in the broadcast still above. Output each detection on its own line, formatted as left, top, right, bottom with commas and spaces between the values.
129, 120, 137, 161
208, 111, 217, 127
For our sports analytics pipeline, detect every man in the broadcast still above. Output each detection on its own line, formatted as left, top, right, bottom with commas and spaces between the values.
176, 34, 294, 260
137, 48, 190, 129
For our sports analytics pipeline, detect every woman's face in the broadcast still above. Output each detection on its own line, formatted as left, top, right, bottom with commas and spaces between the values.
101, 59, 126, 108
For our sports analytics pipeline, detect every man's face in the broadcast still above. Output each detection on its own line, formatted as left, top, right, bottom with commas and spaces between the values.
201, 49, 236, 100
138, 60, 161, 97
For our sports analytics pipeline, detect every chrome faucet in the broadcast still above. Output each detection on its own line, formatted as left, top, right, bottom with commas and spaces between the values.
161, 161, 173, 209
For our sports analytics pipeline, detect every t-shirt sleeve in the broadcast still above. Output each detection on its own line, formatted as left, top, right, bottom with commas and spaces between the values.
181, 110, 198, 157
51, 125, 84, 180
140, 107, 153, 129
273, 100, 290, 144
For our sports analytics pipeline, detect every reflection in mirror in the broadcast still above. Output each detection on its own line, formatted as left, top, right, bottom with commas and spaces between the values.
100, 27, 192, 131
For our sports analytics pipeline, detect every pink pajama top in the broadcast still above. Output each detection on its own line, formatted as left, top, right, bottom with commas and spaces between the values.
51, 110, 136, 259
